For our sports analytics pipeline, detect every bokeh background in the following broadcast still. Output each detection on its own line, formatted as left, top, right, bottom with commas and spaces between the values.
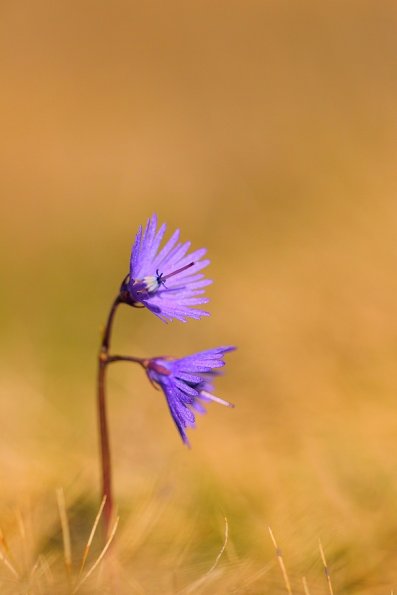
1, 1, 397, 593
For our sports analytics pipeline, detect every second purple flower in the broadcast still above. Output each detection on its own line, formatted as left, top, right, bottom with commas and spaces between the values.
141, 346, 235, 446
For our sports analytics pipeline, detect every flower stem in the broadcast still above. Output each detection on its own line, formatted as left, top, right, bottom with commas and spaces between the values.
107, 355, 145, 365
97, 295, 121, 539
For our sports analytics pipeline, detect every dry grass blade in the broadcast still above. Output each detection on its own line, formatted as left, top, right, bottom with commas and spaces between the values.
181, 516, 229, 594
56, 488, 72, 580
319, 540, 334, 595
0, 526, 13, 562
77, 495, 107, 580
268, 527, 293, 594
206, 516, 229, 576
0, 524, 18, 579
0, 546, 19, 579
302, 576, 311, 595
39, 554, 55, 586
15, 508, 29, 573
73, 515, 119, 593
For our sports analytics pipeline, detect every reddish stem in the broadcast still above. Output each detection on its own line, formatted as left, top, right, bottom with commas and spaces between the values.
97, 295, 121, 539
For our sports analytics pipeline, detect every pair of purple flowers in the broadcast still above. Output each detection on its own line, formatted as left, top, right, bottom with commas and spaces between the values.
121, 214, 234, 446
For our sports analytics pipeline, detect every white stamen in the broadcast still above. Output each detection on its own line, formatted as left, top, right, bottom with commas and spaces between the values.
200, 390, 234, 408
142, 275, 160, 292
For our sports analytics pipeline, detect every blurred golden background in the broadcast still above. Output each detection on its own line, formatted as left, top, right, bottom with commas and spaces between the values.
1, 1, 397, 592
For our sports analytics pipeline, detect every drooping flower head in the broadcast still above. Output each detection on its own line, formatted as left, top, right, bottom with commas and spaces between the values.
141, 346, 235, 446
126, 214, 211, 322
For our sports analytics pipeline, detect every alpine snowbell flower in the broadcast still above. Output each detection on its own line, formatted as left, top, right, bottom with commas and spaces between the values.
96, 214, 235, 539
142, 346, 235, 446
126, 214, 211, 322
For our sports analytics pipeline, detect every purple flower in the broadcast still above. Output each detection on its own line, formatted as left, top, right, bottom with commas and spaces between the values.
127, 214, 211, 322
142, 346, 235, 446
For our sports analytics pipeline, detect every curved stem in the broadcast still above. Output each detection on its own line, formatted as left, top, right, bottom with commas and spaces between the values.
101, 296, 122, 353
97, 295, 121, 539
107, 355, 145, 365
